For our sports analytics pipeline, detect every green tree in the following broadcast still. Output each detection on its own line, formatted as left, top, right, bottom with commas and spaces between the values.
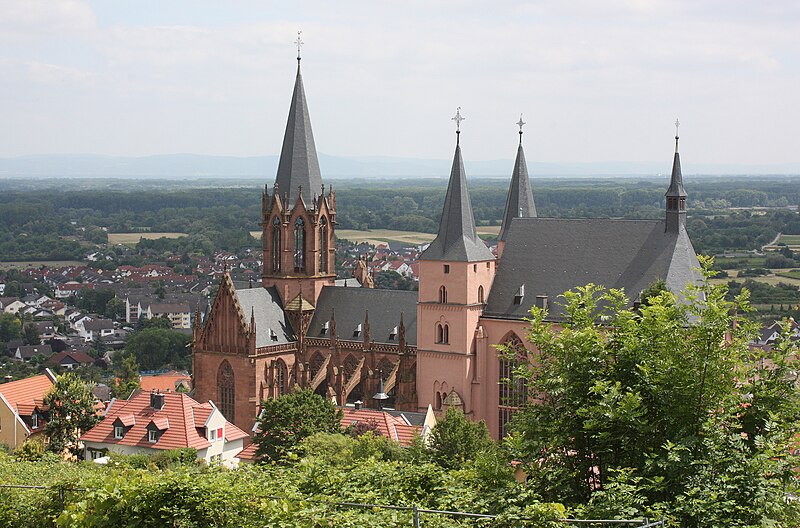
124, 328, 190, 370
114, 354, 141, 399
104, 297, 126, 319
509, 258, 800, 526
427, 407, 493, 469
0, 312, 22, 342
253, 389, 343, 463
22, 323, 39, 345
43, 372, 100, 456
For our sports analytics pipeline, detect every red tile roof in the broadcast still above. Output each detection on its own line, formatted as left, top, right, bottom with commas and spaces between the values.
140, 372, 191, 393
0, 373, 54, 414
81, 391, 248, 451
340, 408, 421, 446
236, 407, 421, 462
46, 350, 94, 367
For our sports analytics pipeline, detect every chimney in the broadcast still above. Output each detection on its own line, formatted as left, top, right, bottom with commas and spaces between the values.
354, 400, 362, 411
150, 391, 165, 410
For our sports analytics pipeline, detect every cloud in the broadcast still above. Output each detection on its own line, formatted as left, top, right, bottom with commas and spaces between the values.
0, 0, 96, 34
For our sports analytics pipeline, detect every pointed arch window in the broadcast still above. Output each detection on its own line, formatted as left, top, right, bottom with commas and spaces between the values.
498, 334, 527, 438
319, 217, 328, 273
294, 217, 306, 272
272, 217, 281, 272
478, 285, 485, 304
217, 361, 235, 423
439, 285, 447, 304
275, 359, 288, 396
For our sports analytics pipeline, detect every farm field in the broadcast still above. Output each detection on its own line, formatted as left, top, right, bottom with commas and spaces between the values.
0, 260, 85, 270
336, 229, 436, 246
251, 226, 499, 246
711, 268, 800, 288
777, 234, 800, 246
108, 232, 188, 245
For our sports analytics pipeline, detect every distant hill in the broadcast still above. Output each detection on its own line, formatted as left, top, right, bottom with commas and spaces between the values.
0, 153, 798, 178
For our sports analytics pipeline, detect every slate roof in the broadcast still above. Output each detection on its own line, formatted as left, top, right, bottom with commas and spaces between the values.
84, 319, 114, 331
274, 61, 323, 207
308, 286, 418, 345
499, 142, 536, 241
420, 139, 494, 262
484, 218, 701, 321
81, 390, 248, 450
16, 345, 53, 359
233, 286, 295, 347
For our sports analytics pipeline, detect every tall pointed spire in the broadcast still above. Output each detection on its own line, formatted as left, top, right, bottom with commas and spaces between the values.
274, 38, 323, 207
665, 119, 687, 233
420, 109, 494, 262
499, 115, 537, 242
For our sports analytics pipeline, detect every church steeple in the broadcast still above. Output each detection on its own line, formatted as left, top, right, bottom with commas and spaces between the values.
261, 37, 336, 305
499, 115, 536, 246
274, 35, 323, 207
665, 119, 687, 233
420, 108, 494, 262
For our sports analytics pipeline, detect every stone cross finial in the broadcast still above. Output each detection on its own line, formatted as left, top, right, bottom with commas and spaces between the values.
452, 107, 464, 133
674, 118, 680, 138
517, 114, 526, 144
295, 31, 304, 61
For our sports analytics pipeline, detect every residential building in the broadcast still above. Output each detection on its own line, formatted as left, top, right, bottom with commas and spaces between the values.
0, 371, 56, 449
81, 391, 249, 467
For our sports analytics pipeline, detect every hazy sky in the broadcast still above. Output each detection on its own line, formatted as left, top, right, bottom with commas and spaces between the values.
1, 0, 798, 165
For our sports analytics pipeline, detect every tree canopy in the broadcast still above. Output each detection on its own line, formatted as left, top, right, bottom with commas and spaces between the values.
253, 389, 343, 463
43, 372, 100, 457
504, 258, 800, 526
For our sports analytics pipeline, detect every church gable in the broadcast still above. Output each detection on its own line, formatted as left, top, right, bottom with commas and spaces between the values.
196, 273, 254, 352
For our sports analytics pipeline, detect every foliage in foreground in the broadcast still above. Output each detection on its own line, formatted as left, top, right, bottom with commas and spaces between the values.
0, 449, 564, 528
504, 257, 800, 527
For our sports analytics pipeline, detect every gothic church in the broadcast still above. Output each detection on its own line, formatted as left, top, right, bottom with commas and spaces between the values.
192, 56, 700, 439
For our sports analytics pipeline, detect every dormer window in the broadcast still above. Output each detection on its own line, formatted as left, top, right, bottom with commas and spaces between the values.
389, 326, 398, 341
114, 425, 124, 439
353, 323, 362, 338
320, 321, 329, 336
514, 284, 525, 305
30, 412, 39, 429
148, 429, 157, 443
443, 264, 450, 274
270, 329, 278, 342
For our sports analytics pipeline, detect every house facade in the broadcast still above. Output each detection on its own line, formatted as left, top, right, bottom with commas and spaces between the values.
81, 391, 248, 467
0, 371, 56, 449
193, 56, 701, 438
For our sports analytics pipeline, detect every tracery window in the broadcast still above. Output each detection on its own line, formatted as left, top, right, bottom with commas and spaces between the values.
319, 217, 328, 273
272, 217, 281, 272
217, 361, 235, 423
275, 359, 288, 396
498, 334, 527, 438
294, 217, 305, 272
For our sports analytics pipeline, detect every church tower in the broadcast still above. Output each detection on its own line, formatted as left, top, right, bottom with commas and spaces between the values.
416, 109, 496, 415
497, 115, 537, 257
261, 48, 336, 306
665, 120, 687, 233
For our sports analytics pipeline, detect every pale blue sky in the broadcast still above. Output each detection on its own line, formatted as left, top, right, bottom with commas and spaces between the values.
1, 0, 798, 166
